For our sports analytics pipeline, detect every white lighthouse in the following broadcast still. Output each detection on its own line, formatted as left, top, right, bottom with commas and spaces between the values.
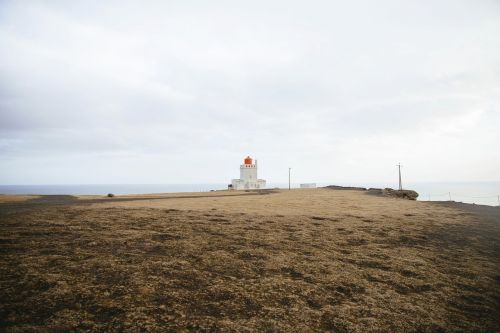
230, 156, 266, 190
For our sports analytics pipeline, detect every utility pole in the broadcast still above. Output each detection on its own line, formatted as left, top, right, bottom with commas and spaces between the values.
288, 167, 291, 190
397, 163, 402, 190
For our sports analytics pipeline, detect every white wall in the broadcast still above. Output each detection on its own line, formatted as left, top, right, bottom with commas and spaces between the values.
240, 164, 258, 181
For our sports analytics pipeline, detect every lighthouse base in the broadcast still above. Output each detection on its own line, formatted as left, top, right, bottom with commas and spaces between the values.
231, 179, 266, 190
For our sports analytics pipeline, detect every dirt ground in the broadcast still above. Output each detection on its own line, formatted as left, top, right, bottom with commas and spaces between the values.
0, 188, 499, 332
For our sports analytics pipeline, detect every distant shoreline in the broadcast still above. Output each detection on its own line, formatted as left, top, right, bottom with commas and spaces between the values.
1, 188, 498, 211
1, 182, 499, 206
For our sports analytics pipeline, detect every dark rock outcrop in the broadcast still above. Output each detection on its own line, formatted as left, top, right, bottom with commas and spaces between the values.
325, 185, 419, 200
382, 188, 419, 200
325, 185, 367, 191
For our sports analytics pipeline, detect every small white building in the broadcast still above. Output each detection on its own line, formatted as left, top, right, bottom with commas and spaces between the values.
230, 156, 266, 190
300, 183, 317, 188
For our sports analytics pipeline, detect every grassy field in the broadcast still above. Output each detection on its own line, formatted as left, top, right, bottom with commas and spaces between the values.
0, 189, 499, 332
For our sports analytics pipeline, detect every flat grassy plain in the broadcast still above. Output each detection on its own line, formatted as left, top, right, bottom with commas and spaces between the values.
0, 189, 499, 332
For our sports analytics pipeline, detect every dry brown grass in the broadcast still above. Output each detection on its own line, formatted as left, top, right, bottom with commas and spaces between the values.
0, 189, 499, 332
0, 195, 39, 203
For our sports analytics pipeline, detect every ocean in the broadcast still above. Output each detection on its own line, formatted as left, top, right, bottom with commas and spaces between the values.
0, 182, 499, 206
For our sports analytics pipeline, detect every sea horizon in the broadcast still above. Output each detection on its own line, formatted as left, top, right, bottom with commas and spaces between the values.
1, 181, 498, 206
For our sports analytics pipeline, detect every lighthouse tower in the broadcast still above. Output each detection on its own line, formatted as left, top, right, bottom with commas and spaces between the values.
230, 156, 266, 190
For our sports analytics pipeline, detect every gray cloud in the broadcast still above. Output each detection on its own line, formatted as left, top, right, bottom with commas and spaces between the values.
1, 0, 499, 184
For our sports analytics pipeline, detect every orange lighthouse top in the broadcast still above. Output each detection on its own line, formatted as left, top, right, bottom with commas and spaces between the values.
244, 156, 253, 165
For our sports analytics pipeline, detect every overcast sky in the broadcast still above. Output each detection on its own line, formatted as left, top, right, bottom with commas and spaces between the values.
0, 0, 499, 185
